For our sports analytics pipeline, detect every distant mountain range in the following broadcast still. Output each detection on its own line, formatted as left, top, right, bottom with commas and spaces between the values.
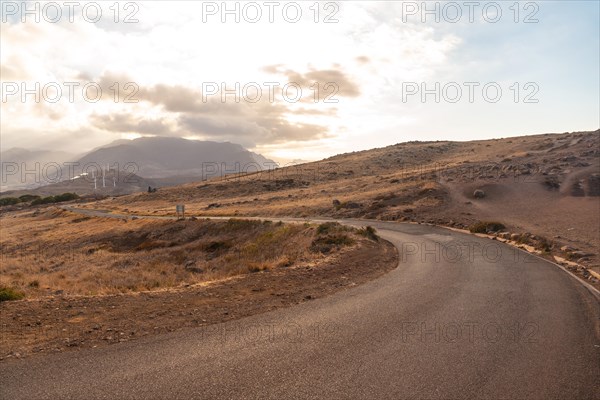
1, 137, 275, 194
77, 137, 275, 179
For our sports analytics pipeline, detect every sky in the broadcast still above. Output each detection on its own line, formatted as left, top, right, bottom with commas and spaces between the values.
1, 0, 599, 162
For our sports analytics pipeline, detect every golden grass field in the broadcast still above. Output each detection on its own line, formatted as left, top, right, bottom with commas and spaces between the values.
1, 208, 375, 299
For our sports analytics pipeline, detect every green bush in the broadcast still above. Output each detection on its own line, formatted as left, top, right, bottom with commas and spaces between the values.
0, 287, 25, 302
469, 221, 506, 234
19, 194, 41, 203
54, 192, 79, 202
316, 222, 342, 235
0, 197, 20, 206
31, 196, 53, 205
31, 192, 79, 205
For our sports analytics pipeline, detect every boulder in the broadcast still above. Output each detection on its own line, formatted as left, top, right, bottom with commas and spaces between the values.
473, 189, 486, 199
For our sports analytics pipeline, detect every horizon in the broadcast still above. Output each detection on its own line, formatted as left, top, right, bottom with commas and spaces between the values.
2, 1, 599, 162
3, 128, 599, 166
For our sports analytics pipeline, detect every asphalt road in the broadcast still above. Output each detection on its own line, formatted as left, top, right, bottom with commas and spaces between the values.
1, 212, 599, 400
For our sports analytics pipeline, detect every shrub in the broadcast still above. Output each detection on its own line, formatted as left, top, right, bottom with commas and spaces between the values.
0, 197, 20, 206
0, 287, 25, 302
469, 221, 506, 234
316, 222, 341, 235
537, 237, 553, 253
32, 196, 54, 205
310, 233, 355, 253
358, 226, 379, 241
54, 192, 79, 202
203, 241, 231, 253
225, 218, 261, 231
31, 192, 79, 205
19, 194, 41, 203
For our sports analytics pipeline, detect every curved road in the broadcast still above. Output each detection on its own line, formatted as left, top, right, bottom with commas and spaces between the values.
1, 211, 599, 399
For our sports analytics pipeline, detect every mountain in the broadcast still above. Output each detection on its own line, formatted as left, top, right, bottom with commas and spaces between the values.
76, 137, 276, 180
0, 148, 77, 191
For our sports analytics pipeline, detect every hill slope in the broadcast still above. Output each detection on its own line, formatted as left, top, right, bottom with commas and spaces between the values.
91, 130, 600, 275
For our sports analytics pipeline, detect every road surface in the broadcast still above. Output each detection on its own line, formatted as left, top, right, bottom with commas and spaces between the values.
1, 211, 599, 399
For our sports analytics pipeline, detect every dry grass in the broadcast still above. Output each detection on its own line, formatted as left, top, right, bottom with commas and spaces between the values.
0, 209, 365, 298
74, 130, 599, 270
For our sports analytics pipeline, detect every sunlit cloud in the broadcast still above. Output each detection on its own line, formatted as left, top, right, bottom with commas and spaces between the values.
1, 1, 598, 161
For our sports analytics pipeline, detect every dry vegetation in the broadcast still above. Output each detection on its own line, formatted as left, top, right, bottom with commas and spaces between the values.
79, 130, 599, 275
0, 208, 371, 299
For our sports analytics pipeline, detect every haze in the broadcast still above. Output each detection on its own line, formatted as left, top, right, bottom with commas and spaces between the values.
1, 1, 598, 162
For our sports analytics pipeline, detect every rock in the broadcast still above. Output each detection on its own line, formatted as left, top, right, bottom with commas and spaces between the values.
510, 233, 520, 241
560, 245, 575, 252
332, 199, 341, 207
473, 189, 486, 199
571, 251, 593, 258
588, 174, 600, 196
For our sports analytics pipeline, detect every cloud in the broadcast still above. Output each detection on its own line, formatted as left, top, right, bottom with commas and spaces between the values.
87, 74, 335, 147
90, 113, 176, 136
262, 65, 361, 98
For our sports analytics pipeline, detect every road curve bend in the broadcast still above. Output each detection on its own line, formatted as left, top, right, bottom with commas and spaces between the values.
1, 215, 599, 399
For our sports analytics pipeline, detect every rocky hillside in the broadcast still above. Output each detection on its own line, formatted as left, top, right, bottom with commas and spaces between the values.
90, 130, 599, 278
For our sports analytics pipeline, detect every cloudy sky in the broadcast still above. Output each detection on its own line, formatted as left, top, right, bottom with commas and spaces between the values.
1, 1, 598, 162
